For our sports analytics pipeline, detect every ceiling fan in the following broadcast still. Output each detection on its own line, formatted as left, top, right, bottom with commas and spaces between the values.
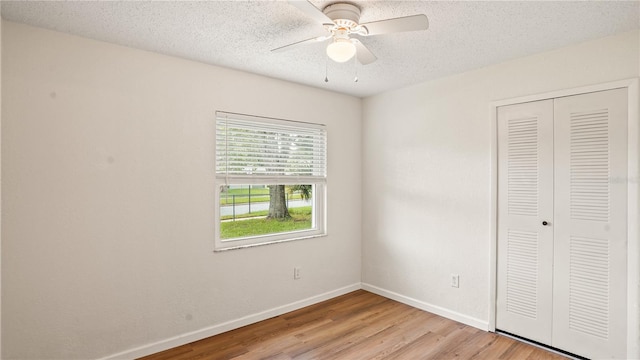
272, 1, 429, 65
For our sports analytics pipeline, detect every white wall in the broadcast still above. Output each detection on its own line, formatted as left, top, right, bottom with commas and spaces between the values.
362, 30, 640, 327
0, 16, 3, 359
1, 21, 362, 359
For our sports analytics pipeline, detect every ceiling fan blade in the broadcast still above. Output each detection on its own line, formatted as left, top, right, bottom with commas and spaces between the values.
351, 39, 377, 65
271, 35, 331, 53
288, 0, 334, 25
361, 14, 429, 36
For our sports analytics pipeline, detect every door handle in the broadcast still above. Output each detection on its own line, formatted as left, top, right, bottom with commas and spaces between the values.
542, 221, 549, 226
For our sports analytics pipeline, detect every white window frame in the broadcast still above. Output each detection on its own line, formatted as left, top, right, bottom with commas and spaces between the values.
214, 111, 327, 251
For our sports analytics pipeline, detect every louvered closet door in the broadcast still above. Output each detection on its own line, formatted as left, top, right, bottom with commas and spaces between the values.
496, 100, 555, 344
552, 88, 627, 359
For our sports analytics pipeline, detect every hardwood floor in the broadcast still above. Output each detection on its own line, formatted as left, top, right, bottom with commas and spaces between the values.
140, 290, 567, 360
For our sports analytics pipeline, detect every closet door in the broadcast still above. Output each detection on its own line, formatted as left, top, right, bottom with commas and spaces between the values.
496, 100, 554, 344
552, 88, 627, 359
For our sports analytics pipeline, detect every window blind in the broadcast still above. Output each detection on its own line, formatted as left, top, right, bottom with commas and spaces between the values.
216, 112, 327, 184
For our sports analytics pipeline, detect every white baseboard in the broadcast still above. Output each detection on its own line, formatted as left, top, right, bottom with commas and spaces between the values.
99, 283, 361, 360
361, 283, 489, 331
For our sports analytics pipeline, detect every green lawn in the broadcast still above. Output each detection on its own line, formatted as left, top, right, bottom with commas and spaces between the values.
220, 207, 312, 239
221, 209, 269, 221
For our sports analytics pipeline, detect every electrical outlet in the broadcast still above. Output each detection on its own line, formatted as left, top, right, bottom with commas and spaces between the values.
451, 274, 459, 288
294, 267, 301, 280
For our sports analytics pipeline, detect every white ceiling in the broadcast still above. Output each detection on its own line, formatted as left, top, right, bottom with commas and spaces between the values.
1, 1, 639, 98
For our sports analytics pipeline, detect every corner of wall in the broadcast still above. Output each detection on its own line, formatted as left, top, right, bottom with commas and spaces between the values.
1, 14, 4, 360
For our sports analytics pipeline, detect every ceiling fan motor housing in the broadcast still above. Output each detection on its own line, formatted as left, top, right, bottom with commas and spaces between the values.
323, 3, 361, 29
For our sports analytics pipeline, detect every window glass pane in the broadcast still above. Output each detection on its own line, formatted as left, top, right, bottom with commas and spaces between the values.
219, 184, 314, 240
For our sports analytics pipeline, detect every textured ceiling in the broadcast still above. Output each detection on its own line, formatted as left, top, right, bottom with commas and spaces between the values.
1, 1, 639, 98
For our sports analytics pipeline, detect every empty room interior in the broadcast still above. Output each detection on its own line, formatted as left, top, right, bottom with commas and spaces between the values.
1, 1, 640, 359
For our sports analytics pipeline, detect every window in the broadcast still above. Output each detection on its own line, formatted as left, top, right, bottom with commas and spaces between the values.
214, 111, 327, 250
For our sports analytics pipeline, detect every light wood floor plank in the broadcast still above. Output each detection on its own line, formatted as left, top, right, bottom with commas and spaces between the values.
140, 290, 567, 360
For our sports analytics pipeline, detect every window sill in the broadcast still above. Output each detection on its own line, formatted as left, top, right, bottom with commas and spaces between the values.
213, 233, 327, 252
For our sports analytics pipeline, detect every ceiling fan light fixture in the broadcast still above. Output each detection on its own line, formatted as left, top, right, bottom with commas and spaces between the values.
326, 38, 356, 63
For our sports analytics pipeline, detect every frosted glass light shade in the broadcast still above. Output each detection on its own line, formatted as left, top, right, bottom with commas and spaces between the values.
326, 39, 356, 63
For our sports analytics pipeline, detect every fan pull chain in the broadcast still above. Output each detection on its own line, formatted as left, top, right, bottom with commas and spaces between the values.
324, 56, 329, 83
353, 55, 359, 83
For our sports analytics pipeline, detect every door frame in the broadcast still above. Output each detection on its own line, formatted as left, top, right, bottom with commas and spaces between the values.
489, 78, 639, 358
